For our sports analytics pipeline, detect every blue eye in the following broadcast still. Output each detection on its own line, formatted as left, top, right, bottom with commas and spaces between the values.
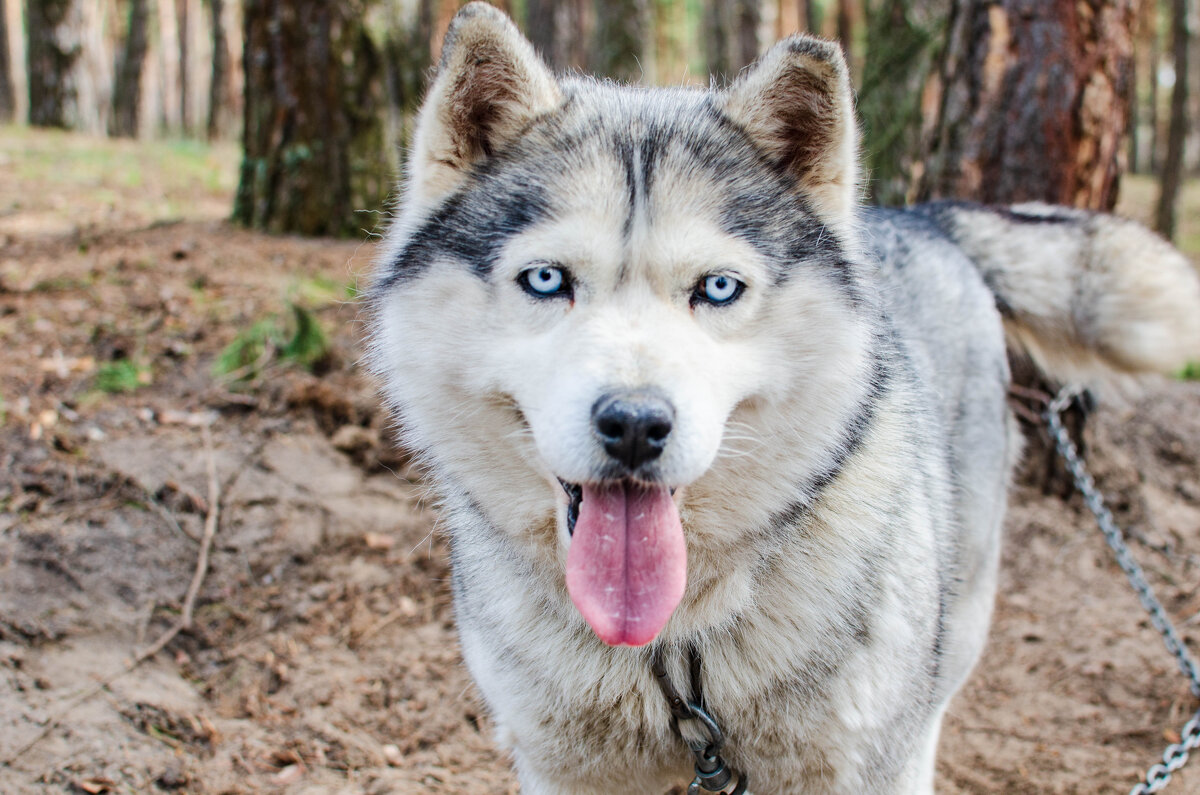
696, 274, 743, 306
520, 264, 571, 298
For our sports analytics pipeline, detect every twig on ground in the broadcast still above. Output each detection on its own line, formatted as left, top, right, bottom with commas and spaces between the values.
1, 425, 222, 768
132, 424, 220, 666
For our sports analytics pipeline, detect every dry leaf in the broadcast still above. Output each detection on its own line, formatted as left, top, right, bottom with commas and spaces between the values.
364, 532, 395, 550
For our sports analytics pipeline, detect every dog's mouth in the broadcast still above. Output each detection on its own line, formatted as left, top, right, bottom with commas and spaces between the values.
559, 479, 583, 536
556, 477, 687, 647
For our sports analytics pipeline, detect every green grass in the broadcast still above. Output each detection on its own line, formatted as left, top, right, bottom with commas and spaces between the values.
94, 360, 152, 393
6, 126, 236, 194
1181, 362, 1200, 380
0, 124, 238, 226
213, 304, 330, 383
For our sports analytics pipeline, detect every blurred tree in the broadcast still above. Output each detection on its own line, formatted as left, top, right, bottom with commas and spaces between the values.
207, 0, 228, 138
234, 0, 387, 236
527, 0, 590, 72
110, 0, 149, 137
704, 0, 760, 81
916, 0, 1138, 211
776, 0, 821, 35
26, 0, 81, 127
858, 0, 947, 205
593, 0, 652, 81
0, 0, 14, 123
1156, 0, 1189, 237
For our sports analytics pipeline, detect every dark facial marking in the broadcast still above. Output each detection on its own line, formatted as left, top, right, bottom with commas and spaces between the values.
374, 169, 551, 292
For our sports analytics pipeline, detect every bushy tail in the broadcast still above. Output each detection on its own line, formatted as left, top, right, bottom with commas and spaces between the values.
923, 201, 1200, 387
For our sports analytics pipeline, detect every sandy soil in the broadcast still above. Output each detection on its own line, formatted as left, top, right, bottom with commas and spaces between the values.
1, 129, 1198, 794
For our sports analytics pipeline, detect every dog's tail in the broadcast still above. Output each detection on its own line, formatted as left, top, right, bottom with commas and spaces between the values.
920, 201, 1200, 387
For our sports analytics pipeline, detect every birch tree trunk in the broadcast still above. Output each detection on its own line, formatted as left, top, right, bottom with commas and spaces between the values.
916, 0, 1138, 211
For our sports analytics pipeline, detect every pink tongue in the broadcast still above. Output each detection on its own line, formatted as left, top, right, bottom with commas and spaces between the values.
565, 482, 687, 646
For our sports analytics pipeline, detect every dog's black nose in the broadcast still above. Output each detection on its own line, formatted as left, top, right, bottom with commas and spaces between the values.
592, 389, 674, 471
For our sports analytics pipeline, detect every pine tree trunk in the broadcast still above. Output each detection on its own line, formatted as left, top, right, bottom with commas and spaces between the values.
26, 0, 81, 128
1155, 0, 1188, 238
1150, 9, 1160, 172
110, 0, 149, 137
207, 0, 226, 138
704, 0, 760, 82
233, 0, 387, 236
528, 0, 590, 72
0, 0, 15, 123
859, 0, 945, 205
917, 0, 1138, 211
176, 0, 189, 132
592, 0, 651, 82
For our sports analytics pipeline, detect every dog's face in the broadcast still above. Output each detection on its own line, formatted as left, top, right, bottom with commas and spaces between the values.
368, 3, 876, 646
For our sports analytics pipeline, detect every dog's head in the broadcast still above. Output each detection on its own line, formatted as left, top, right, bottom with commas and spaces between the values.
368, 2, 878, 646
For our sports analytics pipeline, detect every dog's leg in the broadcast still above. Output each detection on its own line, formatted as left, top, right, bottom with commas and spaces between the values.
902, 706, 947, 795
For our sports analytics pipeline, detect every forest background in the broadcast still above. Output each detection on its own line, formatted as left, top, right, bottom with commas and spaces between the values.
3, 0, 1199, 240
3, 1, 1200, 794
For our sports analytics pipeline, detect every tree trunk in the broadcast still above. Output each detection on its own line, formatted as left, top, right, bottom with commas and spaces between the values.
233, 0, 387, 236
704, 0, 760, 82
1155, 0, 1188, 238
0, 0, 14, 123
207, 0, 226, 138
528, 0, 590, 72
110, 0, 149, 137
859, 0, 946, 205
805, 0, 819, 32
1149, 3, 1160, 172
176, 0, 189, 132
917, 0, 1138, 211
592, 0, 652, 82
26, 0, 81, 128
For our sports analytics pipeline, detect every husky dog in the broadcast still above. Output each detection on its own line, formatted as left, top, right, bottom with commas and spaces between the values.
366, 4, 1200, 793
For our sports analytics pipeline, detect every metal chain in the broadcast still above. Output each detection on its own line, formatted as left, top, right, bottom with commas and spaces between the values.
1045, 387, 1200, 794
650, 647, 748, 795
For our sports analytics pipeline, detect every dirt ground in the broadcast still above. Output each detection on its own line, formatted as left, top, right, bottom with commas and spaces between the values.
1, 127, 1198, 794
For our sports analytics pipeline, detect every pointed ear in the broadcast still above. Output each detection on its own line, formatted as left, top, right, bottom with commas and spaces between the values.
718, 36, 860, 231
408, 2, 561, 208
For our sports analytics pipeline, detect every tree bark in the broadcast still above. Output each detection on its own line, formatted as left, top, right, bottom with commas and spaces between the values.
176, 0, 189, 132
859, 0, 947, 205
1155, 0, 1188, 238
233, 0, 387, 236
0, 0, 14, 123
110, 0, 149, 137
916, 0, 1138, 211
25, 0, 81, 128
207, 0, 227, 138
704, 0, 760, 82
528, 0, 590, 72
592, 0, 652, 82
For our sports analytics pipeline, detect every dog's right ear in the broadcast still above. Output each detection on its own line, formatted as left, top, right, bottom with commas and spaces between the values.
408, 2, 561, 209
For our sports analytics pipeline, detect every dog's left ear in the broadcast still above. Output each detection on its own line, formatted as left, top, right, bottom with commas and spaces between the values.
718, 36, 860, 230
408, 2, 561, 209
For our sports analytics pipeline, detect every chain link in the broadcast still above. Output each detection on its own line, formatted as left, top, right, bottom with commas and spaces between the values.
1045, 387, 1200, 794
